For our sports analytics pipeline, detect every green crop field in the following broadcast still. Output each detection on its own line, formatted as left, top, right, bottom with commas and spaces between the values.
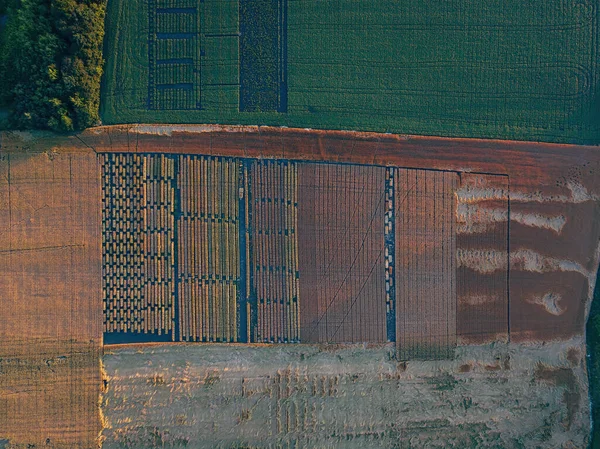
102, 0, 600, 144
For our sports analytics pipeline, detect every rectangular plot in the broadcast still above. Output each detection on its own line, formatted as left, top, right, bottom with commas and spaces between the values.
155, 63, 195, 85
0, 339, 102, 447
156, 38, 196, 60
455, 173, 509, 343
101, 154, 176, 343
149, 0, 245, 112
249, 160, 299, 343
298, 163, 386, 343
395, 169, 457, 360
156, 0, 197, 7
203, 36, 240, 85
0, 151, 102, 447
203, 0, 239, 35
148, 0, 201, 110
201, 85, 239, 111
155, 9, 197, 33
384, 168, 396, 341
177, 156, 240, 342
239, 0, 287, 112
154, 85, 198, 110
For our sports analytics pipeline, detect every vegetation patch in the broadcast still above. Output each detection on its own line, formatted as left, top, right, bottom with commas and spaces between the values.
534, 362, 580, 430
239, 0, 286, 113
0, 0, 106, 131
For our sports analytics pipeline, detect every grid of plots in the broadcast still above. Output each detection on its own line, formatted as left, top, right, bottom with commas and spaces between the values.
177, 156, 241, 342
101, 154, 176, 341
395, 169, 458, 360
148, 0, 241, 111
297, 163, 387, 343
249, 160, 299, 343
149, 0, 202, 110
100, 154, 508, 359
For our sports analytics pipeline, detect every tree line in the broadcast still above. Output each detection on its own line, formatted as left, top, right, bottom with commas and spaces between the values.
0, 0, 106, 131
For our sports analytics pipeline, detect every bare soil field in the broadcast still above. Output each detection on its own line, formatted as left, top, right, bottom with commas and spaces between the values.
298, 163, 387, 343
100, 340, 590, 448
395, 169, 457, 359
0, 149, 103, 447
455, 173, 509, 344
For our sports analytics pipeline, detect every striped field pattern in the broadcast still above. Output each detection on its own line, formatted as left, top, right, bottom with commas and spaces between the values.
101, 154, 176, 340
249, 160, 299, 343
297, 163, 387, 343
177, 156, 240, 342
100, 154, 509, 359
395, 169, 458, 360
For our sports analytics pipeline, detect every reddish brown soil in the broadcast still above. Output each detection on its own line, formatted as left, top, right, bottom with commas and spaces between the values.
298, 163, 387, 343
71, 124, 600, 342
4, 125, 600, 342
395, 169, 457, 359
456, 174, 509, 343
0, 151, 102, 447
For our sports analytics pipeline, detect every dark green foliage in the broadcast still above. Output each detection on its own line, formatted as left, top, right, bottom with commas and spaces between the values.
239, 0, 282, 113
0, 0, 20, 15
587, 265, 600, 448
0, 0, 106, 131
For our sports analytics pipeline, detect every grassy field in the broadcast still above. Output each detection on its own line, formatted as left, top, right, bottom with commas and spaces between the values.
102, 0, 600, 143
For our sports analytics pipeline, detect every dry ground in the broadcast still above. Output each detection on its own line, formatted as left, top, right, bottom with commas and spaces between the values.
0, 148, 103, 448
101, 340, 589, 449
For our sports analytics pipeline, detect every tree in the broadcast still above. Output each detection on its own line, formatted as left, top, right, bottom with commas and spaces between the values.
0, 0, 106, 131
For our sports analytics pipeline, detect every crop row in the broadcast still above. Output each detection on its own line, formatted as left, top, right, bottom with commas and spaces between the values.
384, 168, 395, 316
155, 9, 197, 34
178, 156, 240, 342
251, 161, 300, 343
101, 154, 176, 337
